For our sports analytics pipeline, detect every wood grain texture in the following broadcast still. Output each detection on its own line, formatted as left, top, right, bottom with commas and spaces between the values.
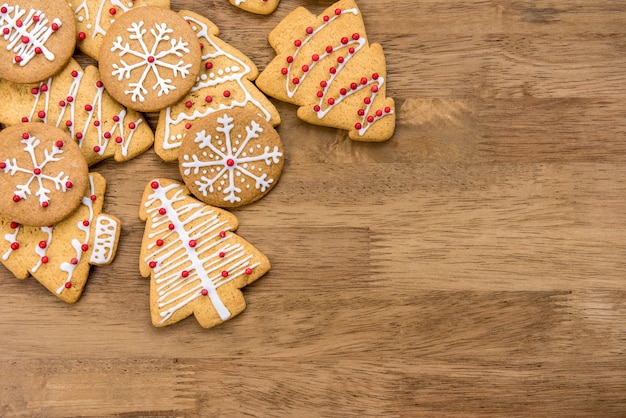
1, 0, 626, 416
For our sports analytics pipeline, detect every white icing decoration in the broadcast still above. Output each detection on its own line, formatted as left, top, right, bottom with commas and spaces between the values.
281, 7, 394, 137
2, 223, 19, 261
71, 0, 132, 40
1, 133, 70, 206
31, 225, 53, 272
143, 181, 261, 324
181, 114, 282, 204
0, 4, 61, 66
110, 21, 193, 103
27, 69, 143, 159
89, 214, 118, 264
162, 15, 272, 151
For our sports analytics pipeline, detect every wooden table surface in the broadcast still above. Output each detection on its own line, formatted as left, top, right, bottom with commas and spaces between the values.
2, 0, 626, 416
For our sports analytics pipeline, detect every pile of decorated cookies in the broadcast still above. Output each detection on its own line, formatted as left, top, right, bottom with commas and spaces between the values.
0, 0, 395, 328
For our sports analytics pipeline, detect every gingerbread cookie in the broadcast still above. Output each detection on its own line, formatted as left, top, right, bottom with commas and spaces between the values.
229, 0, 279, 15
179, 108, 284, 208
139, 178, 270, 328
0, 0, 76, 83
69, 0, 170, 60
256, 0, 396, 141
0, 172, 120, 303
99, 6, 202, 113
0, 122, 89, 227
0, 58, 154, 166
154, 10, 280, 162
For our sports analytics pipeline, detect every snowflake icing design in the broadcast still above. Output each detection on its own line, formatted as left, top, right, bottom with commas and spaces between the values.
181, 114, 283, 204
111, 21, 192, 103
2, 133, 70, 206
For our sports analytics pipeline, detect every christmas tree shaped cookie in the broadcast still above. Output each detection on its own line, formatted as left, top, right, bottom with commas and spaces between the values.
69, 0, 170, 59
0, 172, 120, 303
256, 0, 395, 141
229, 0, 279, 15
139, 178, 270, 328
154, 10, 280, 162
0, 58, 154, 166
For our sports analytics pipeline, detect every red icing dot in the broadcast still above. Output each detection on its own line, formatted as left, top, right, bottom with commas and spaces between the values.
376, 110, 383, 117
328, 98, 335, 105
75, 132, 83, 140
185, 100, 192, 108
81, 244, 89, 252
112, 115, 120, 122
364, 97, 371, 105
51, 23, 59, 31
316, 91, 323, 98
85, 104, 93, 112
149, 261, 157, 269
306, 27, 313, 35
64, 281, 72, 288
219, 252, 225, 258
40, 84, 48, 92
357, 109, 365, 116
205, 95, 212, 103
41, 256, 49, 264
385, 106, 392, 113
340, 88, 347, 95
326, 45, 333, 54
201, 289, 208, 296
181, 270, 189, 278
188, 240, 197, 248
104, 132, 111, 139
65, 120, 72, 127
13, 195, 21, 202
360, 77, 368, 85
320, 80, 327, 88
93, 145, 101, 153
71, 257, 78, 265
292, 77, 300, 85
21, 36, 29, 44
286, 56, 293, 63
41, 201, 49, 208
71, 70, 78, 78
90, 195, 97, 201
0, 162, 5, 169
115, 136, 123, 144
39, 241, 47, 249
22, 132, 29, 139
226, 158, 235, 167
205, 61, 213, 70
37, 110, 45, 119
341, 37, 349, 45
372, 85, 379, 93
352, 33, 360, 40
109, 7, 116, 14
31, 87, 38, 95
93, 120, 100, 127
33, 168, 41, 175
83, 220, 90, 227
156, 239, 164, 247
78, 32, 86, 40
168, 223, 175, 230
335, 8, 342, 15
281, 67, 288, 75
151, 181, 159, 189
351, 82, 358, 90
313, 105, 321, 112
245, 268, 253, 275
221, 270, 229, 278
302, 64, 309, 72
355, 122, 362, 130
16, 20, 22, 27
312, 54, 319, 61
219, 231, 226, 238
223, 90, 231, 98
10, 222, 19, 230
349, 47, 355, 54
129, 122, 136, 129
33, 15, 39, 22
10, 242, 19, 250
329, 67, 336, 74
59, 100, 66, 107
323, 15, 329, 22
0, 6, 7, 13
147, 56, 155, 63
372, 73, 379, 80
337, 56, 344, 64
159, 207, 166, 215
21, 117, 29, 122
96, 80, 104, 88
2, 28, 8, 35
184, 123, 191, 130
294, 39, 301, 47
35, 47, 42, 54
65, 181, 73, 189
66, 96, 73, 102
367, 115, 374, 123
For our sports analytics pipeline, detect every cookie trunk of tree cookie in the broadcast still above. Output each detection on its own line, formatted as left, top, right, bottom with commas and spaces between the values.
153, 10, 280, 162
256, 0, 396, 142
138, 178, 270, 328
0, 58, 154, 166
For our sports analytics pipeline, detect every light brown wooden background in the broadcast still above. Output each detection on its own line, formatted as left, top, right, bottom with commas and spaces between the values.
2, 0, 626, 416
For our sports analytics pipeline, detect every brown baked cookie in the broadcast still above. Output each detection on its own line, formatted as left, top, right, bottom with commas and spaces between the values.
179, 108, 284, 208
99, 6, 202, 112
0, 0, 76, 83
0, 122, 88, 227
229, 0, 279, 15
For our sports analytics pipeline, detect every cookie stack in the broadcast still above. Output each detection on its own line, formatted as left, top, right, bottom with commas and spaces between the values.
0, 0, 395, 327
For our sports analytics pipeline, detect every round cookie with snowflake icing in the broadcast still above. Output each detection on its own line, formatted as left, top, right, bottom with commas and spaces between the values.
178, 108, 284, 208
0, 0, 76, 83
0, 122, 88, 227
99, 6, 202, 113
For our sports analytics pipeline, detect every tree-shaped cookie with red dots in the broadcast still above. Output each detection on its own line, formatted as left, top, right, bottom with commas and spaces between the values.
139, 178, 270, 328
256, 0, 395, 141
69, 0, 170, 59
154, 10, 280, 162
0, 172, 120, 303
0, 58, 154, 166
